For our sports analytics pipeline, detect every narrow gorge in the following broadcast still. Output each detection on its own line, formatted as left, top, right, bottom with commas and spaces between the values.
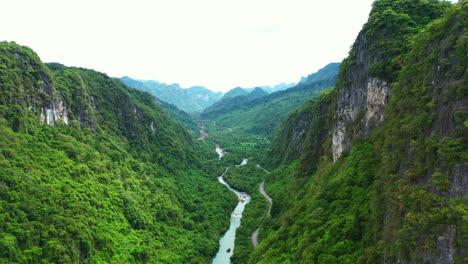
0, 1, 465, 264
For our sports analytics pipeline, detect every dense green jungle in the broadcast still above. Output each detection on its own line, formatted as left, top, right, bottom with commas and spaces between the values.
0, 0, 467, 264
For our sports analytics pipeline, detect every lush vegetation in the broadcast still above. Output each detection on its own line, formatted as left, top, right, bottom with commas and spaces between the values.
1, 1, 466, 263
365, 0, 452, 81
146, 95, 199, 134
0, 42, 234, 263
201, 63, 340, 136
246, 1, 466, 263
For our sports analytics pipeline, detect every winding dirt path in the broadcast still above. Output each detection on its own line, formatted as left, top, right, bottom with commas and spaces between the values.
256, 164, 271, 174
251, 227, 260, 247
259, 180, 273, 216
197, 123, 208, 140
251, 180, 273, 247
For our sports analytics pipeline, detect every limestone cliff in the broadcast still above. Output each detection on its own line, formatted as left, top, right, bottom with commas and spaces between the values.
252, 1, 465, 263
0, 43, 69, 128
0, 42, 192, 149
331, 2, 467, 260
332, 0, 451, 161
332, 30, 391, 161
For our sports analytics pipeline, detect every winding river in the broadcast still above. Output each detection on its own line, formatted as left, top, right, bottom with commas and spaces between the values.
212, 167, 251, 264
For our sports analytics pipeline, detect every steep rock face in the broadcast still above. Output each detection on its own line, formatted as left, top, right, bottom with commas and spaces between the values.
332, 33, 392, 161
39, 99, 69, 125
422, 23, 467, 201
332, 0, 451, 161
249, 1, 464, 264
35, 69, 70, 126
377, 3, 467, 261
268, 90, 335, 173
0, 43, 69, 128
336, 2, 467, 262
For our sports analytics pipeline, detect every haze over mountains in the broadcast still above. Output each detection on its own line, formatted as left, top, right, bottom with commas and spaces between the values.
119, 77, 223, 113
120, 73, 300, 114
120, 63, 339, 126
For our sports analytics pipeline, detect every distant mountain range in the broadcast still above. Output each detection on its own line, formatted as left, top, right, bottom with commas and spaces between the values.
119, 77, 223, 113
220, 86, 269, 101
247, 87, 269, 99
120, 65, 339, 115
241, 82, 297, 94
201, 63, 341, 135
299, 62, 341, 84
215, 65, 342, 102
220, 87, 249, 100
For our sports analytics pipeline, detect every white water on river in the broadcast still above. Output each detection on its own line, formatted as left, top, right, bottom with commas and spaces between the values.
216, 145, 225, 160
236, 159, 248, 166
212, 168, 251, 264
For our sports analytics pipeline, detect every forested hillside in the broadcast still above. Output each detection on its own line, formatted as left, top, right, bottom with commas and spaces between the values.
0, 42, 233, 263
247, 0, 466, 263
148, 98, 198, 133
201, 63, 340, 135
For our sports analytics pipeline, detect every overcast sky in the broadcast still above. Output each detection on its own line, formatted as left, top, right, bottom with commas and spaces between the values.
0, 0, 456, 92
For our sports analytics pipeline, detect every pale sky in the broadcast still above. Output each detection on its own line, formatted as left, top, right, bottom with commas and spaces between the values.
0, 0, 455, 92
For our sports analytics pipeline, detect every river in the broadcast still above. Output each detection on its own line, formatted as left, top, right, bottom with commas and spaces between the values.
212, 168, 251, 264
216, 145, 225, 160
236, 159, 248, 166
